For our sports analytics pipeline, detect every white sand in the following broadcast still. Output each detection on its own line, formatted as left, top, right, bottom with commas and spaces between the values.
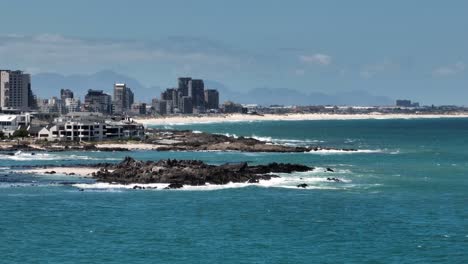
136, 113, 468, 125
21, 167, 100, 176
95, 143, 163, 150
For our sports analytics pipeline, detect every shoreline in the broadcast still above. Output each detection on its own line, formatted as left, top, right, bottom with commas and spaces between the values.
135, 113, 468, 125
19, 167, 100, 177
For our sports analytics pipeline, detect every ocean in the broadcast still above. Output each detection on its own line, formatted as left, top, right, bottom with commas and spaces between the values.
1, 119, 467, 263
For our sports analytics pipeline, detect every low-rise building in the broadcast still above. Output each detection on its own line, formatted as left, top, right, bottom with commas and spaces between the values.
37, 112, 144, 141
0, 113, 31, 136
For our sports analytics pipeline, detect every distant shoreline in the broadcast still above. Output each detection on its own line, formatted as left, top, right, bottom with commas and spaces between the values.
135, 113, 468, 125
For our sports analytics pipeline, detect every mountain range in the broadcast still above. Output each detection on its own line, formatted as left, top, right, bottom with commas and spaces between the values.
32, 70, 393, 106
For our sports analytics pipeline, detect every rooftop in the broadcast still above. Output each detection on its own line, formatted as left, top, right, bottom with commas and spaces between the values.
0, 115, 16, 122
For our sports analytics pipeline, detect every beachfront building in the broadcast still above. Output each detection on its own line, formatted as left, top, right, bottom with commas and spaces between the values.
0, 113, 32, 136
0, 70, 34, 111
38, 112, 145, 141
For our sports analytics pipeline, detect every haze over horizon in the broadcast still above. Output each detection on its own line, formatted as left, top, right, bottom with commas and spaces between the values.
1, 0, 467, 105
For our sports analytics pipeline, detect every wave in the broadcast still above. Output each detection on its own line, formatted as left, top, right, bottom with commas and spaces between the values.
218, 133, 239, 139
216, 133, 324, 146
72, 170, 356, 191
0, 151, 120, 161
308, 149, 383, 154
251, 135, 325, 145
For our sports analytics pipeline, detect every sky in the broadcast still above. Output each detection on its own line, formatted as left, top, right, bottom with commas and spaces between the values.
0, 0, 467, 105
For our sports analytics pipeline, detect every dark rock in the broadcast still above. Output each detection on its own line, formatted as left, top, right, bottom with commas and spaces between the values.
165, 183, 184, 189
326, 168, 334, 172
297, 183, 308, 188
327, 177, 342, 182
93, 158, 311, 187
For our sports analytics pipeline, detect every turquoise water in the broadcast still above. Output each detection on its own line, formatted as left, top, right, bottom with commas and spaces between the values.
1, 119, 468, 263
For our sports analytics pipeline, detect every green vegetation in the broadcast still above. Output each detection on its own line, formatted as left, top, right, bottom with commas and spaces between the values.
11, 128, 29, 138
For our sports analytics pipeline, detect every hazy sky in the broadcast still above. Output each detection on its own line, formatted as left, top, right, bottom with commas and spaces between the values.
0, 0, 467, 105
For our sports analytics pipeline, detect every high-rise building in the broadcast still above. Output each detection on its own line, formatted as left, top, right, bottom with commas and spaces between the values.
126, 88, 134, 109
180, 96, 193, 114
130, 103, 147, 115
188, 79, 205, 111
396, 100, 412, 107
65, 98, 81, 113
60, 89, 74, 101
113, 83, 133, 114
178, 77, 191, 96
84, 89, 112, 114
152, 99, 167, 115
0, 70, 32, 111
204, 89, 219, 110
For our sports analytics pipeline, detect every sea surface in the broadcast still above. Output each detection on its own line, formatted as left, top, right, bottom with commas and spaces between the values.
1, 119, 468, 263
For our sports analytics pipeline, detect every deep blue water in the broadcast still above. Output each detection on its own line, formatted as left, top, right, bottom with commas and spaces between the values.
1, 119, 468, 263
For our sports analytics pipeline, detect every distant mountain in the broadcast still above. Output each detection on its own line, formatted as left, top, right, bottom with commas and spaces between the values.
204, 81, 393, 106
33, 70, 161, 100
32, 70, 392, 106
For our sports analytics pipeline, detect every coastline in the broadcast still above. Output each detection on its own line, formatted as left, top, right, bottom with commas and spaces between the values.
20, 167, 100, 177
135, 113, 468, 125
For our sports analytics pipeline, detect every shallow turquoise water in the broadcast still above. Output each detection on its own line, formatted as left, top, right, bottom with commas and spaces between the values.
1, 119, 468, 263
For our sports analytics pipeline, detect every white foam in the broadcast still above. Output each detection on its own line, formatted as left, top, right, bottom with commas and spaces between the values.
72, 170, 353, 191
308, 149, 382, 154
219, 133, 239, 139
252, 135, 324, 145
0, 151, 120, 161
216, 133, 325, 146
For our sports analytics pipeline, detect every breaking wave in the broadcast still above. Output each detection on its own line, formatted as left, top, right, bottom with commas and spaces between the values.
308, 149, 383, 154
0, 151, 120, 161
217, 133, 324, 146
72, 168, 360, 191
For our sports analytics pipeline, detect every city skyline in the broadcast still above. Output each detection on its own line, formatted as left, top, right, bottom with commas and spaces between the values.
0, 1, 467, 105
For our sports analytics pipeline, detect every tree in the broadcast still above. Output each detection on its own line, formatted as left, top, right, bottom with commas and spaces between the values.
0, 131, 4, 139
12, 128, 29, 138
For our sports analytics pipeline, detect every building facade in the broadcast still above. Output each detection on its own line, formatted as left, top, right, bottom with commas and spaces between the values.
188, 79, 205, 111
84, 89, 112, 114
40, 113, 144, 141
204, 89, 219, 110
113, 83, 133, 114
0, 70, 33, 111
60, 89, 74, 101
65, 98, 81, 113
0, 113, 31, 136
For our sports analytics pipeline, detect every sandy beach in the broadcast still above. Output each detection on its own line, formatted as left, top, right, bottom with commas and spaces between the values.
20, 167, 101, 177
95, 143, 163, 150
135, 113, 468, 125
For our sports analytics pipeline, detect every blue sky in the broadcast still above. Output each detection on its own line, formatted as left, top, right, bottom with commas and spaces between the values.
0, 0, 467, 105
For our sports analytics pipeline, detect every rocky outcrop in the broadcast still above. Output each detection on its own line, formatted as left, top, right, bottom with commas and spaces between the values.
93, 157, 313, 186
0, 129, 358, 153
146, 129, 358, 153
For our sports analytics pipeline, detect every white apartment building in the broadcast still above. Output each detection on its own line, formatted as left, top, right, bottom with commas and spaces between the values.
38, 113, 145, 141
